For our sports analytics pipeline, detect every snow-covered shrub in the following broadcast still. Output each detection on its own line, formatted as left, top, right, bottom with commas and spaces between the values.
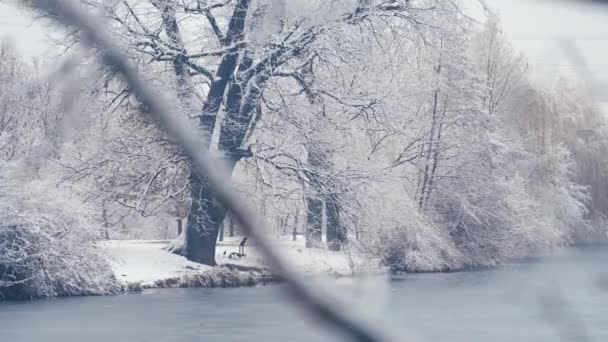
429, 141, 588, 268
0, 174, 120, 300
356, 181, 463, 272
431, 173, 555, 267
528, 146, 590, 242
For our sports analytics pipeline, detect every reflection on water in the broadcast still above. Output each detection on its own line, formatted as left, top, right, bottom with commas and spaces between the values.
0, 246, 607, 342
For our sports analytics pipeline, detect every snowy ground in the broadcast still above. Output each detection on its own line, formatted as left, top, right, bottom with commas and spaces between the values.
100, 236, 362, 288
214, 236, 358, 275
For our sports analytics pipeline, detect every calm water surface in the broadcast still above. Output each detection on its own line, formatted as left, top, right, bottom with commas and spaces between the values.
1, 246, 607, 342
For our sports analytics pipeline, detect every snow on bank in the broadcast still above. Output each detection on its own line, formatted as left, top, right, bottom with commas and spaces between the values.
101, 240, 212, 286
100, 237, 361, 289
214, 236, 359, 276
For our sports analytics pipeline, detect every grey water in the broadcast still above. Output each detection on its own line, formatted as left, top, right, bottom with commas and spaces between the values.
1, 246, 607, 342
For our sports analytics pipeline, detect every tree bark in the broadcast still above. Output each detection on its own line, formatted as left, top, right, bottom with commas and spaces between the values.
184, 129, 255, 265
218, 219, 224, 242
306, 142, 347, 249
176, 218, 183, 236
229, 215, 235, 237
182, 64, 260, 265
297, 61, 348, 250
305, 196, 323, 248
184, 174, 226, 266
175, 0, 253, 266
292, 208, 299, 241
326, 194, 345, 251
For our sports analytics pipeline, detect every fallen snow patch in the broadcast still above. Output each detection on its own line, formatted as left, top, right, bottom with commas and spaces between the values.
100, 237, 366, 289
101, 240, 212, 286
215, 236, 359, 276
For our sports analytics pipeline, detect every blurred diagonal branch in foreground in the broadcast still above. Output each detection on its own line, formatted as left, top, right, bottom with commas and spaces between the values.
26, 0, 387, 341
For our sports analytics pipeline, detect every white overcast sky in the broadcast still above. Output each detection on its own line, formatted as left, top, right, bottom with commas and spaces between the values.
1, 0, 608, 102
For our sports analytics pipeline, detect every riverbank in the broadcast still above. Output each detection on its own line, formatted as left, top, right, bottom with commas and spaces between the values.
100, 237, 362, 290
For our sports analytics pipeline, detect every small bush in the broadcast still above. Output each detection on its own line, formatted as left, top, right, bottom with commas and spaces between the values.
356, 183, 463, 272
0, 179, 120, 300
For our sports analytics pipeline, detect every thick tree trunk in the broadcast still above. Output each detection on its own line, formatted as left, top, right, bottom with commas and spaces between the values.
326, 195, 345, 251
298, 59, 348, 250
292, 209, 299, 241
305, 142, 324, 248
182, 75, 258, 265
164, 0, 257, 266
184, 174, 226, 266
305, 141, 348, 250
218, 220, 224, 242
229, 216, 235, 237
176, 218, 183, 236
306, 196, 323, 248
183, 66, 259, 265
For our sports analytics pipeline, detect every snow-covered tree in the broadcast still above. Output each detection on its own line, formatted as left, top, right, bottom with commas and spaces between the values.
0, 44, 119, 299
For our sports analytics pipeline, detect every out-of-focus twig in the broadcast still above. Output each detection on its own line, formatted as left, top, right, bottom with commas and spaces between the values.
26, 0, 388, 341
558, 38, 608, 101
538, 285, 591, 342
